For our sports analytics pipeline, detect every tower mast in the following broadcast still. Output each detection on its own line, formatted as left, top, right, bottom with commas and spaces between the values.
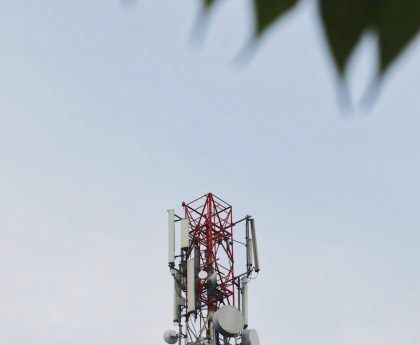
164, 193, 261, 345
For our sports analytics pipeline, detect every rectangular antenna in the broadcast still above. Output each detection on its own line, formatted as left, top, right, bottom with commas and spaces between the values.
241, 276, 249, 328
173, 271, 181, 322
181, 218, 189, 249
168, 209, 175, 266
247, 238, 253, 275
187, 259, 196, 313
250, 219, 260, 272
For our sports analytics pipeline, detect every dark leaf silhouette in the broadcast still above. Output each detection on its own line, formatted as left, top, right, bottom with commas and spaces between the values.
203, 0, 217, 9
374, 0, 420, 74
201, 0, 419, 81
319, 0, 374, 74
254, 0, 300, 36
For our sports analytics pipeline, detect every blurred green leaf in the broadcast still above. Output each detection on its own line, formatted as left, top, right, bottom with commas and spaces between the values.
319, 0, 375, 75
320, 0, 419, 77
200, 0, 419, 87
203, 0, 217, 10
374, 0, 420, 74
254, 0, 300, 36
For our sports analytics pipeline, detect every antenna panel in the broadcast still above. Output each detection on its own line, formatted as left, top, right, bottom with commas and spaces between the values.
180, 218, 189, 249
247, 238, 253, 271
167, 209, 175, 266
173, 271, 181, 322
241, 276, 249, 328
187, 259, 196, 313
250, 219, 260, 272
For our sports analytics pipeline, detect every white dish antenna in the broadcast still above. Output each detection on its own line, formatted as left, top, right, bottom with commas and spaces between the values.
198, 270, 208, 280
163, 330, 178, 344
213, 305, 244, 337
241, 329, 260, 345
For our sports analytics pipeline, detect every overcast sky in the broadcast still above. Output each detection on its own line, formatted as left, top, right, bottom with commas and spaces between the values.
0, 1, 419, 345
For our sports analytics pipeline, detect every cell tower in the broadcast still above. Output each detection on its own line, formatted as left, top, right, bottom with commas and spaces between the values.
164, 193, 260, 345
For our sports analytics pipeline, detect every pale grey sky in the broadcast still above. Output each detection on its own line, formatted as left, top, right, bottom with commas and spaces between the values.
0, 1, 419, 345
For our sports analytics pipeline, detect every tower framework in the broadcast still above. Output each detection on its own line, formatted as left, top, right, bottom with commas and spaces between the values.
165, 193, 260, 345
183, 194, 235, 342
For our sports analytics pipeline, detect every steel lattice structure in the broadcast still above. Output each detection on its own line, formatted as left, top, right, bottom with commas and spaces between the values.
183, 193, 235, 342
164, 193, 261, 345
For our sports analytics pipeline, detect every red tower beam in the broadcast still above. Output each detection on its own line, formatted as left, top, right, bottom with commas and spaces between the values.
183, 193, 235, 319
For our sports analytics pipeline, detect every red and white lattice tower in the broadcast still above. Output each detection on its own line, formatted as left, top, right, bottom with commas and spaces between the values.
164, 193, 261, 345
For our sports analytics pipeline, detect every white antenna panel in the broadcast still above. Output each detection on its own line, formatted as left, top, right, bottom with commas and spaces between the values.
168, 209, 175, 266
181, 218, 189, 249
241, 276, 249, 328
187, 259, 196, 313
173, 271, 180, 322
250, 219, 260, 272
247, 238, 253, 269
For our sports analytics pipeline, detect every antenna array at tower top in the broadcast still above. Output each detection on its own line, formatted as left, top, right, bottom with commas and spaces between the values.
164, 193, 261, 345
